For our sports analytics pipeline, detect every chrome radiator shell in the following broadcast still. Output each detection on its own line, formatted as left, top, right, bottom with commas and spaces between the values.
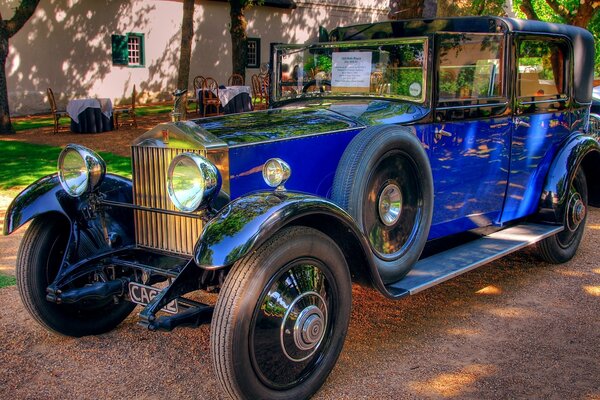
131, 122, 229, 256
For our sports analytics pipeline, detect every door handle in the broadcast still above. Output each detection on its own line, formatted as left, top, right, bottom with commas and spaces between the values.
514, 118, 530, 128
434, 127, 452, 142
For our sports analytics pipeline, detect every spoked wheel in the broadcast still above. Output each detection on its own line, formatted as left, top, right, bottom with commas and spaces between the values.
211, 226, 351, 400
332, 125, 433, 283
16, 214, 135, 337
538, 169, 588, 263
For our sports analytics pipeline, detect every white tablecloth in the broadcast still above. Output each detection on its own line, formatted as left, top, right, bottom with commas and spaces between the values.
67, 98, 113, 123
197, 86, 251, 108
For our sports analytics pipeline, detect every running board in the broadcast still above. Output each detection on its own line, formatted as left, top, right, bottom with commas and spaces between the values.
386, 223, 563, 298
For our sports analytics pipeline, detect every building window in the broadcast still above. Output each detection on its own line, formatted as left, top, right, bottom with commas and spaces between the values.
247, 38, 261, 68
112, 33, 145, 67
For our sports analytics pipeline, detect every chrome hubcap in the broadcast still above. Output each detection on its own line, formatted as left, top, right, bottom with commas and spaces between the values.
378, 183, 402, 226
567, 192, 586, 232
280, 291, 328, 362
294, 305, 325, 351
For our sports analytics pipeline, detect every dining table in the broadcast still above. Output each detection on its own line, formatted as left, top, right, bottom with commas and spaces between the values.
67, 98, 114, 133
197, 85, 253, 116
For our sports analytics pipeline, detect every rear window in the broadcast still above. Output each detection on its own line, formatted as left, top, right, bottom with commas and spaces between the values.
436, 34, 505, 102
517, 39, 567, 99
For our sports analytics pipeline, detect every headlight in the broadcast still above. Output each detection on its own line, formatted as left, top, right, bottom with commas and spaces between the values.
57, 144, 106, 197
167, 153, 221, 212
262, 158, 291, 189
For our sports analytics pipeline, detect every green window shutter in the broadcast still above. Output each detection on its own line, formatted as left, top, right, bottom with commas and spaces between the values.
111, 34, 128, 65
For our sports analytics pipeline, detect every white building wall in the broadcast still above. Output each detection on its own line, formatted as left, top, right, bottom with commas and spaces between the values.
2, 0, 387, 115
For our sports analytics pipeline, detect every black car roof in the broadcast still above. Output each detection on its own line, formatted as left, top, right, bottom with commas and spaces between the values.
331, 17, 595, 104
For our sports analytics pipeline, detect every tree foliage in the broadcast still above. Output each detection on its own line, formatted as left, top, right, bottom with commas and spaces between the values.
513, 0, 600, 73
0, 0, 41, 134
437, 0, 507, 17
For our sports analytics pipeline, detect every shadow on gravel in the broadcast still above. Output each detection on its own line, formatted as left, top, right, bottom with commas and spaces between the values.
0, 212, 599, 399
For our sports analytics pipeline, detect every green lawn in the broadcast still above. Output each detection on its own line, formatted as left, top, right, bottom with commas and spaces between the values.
12, 103, 195, 131
0, 141, 131, 190
0, 274, 16, 288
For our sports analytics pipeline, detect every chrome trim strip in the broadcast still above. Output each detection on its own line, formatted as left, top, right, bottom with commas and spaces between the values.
101, 200, 205, 219
436, 101, 509, 111
519, 98, 568, 105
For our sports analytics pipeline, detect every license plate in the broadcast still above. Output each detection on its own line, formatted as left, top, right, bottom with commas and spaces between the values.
128, 282, 178, 314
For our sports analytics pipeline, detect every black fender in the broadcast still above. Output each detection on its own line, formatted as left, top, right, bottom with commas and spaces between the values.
538, 134, 600, 223
3, 173, 134, 240
194, 191, 390, 294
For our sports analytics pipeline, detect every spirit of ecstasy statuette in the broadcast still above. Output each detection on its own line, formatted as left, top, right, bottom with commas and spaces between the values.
171, 89, 188, 122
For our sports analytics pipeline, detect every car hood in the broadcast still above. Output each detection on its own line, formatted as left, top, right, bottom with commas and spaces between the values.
192, 100, 428, 146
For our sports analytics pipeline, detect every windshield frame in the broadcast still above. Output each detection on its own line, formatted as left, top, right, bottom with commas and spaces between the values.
271, 37, 429, 106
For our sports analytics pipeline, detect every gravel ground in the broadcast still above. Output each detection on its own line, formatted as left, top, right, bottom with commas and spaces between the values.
1, 125, 599, 398
1, 208, 599, 399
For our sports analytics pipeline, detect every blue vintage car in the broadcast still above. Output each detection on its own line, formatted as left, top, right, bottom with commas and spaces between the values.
3, 17, 599, 399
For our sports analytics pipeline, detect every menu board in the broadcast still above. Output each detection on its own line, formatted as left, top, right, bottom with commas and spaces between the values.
331, 51, 372, 93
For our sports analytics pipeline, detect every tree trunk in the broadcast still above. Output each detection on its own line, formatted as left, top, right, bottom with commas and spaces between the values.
230, 1, 248, 77
389, 0, 426, 19
519, 0, 539, 20
0, 34, 12, 134
423, 0, 437, 18
176, 0, 194, 120
0, 0, 41, 134
570, 1, 596, 27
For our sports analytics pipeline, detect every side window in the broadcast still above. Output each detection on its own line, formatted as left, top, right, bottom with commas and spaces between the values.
517, 39, 567, 99
437, 34, 504, 103
112, 33, 145, 67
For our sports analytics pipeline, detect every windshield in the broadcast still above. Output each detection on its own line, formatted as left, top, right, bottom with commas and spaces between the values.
273, 38, 428, 104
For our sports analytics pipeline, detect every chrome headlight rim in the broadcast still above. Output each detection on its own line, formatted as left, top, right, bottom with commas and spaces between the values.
167, 152, 221, 212
57, 144, 106, 197
262, 158, 291, 189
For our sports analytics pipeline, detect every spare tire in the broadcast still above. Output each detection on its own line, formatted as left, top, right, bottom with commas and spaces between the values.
331, 125, 433, 283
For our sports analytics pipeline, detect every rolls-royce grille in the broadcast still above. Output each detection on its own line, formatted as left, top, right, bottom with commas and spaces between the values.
132, 146, 205, 255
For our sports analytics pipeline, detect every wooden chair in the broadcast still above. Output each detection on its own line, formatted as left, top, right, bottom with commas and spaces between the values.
114, 85, 138, 129
202, 77, 222, 117
251, 74, 268, 110
227, 73, 244, 86
46, 88, 68, 134
193, 75, 205, 113
370, 72, 384, 94
261, 74, 270, 108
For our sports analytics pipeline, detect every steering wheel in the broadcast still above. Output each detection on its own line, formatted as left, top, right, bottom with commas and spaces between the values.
302, 80, 332, 93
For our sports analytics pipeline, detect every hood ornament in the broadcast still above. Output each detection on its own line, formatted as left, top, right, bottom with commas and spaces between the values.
171, 89, 188, 122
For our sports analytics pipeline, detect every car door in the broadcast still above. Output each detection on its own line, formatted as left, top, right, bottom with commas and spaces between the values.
429, 32, 511, 239
501, 35, 572, 222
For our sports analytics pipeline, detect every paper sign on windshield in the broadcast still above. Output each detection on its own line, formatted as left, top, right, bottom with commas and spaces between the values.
331, 52, 373, 93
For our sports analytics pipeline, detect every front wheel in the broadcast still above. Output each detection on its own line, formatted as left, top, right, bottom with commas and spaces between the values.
16, 214, 135, 337
210, 226, 352, 400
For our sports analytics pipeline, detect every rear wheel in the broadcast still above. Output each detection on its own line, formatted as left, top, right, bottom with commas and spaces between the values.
16, 214, 134, 337
211, 226, 351, 400
538, 169, 588, 263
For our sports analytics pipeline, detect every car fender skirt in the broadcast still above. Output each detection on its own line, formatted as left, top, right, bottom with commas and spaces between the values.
195, 192, 389, 291
539, 134, 600, 223
3, 173, 133, 236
